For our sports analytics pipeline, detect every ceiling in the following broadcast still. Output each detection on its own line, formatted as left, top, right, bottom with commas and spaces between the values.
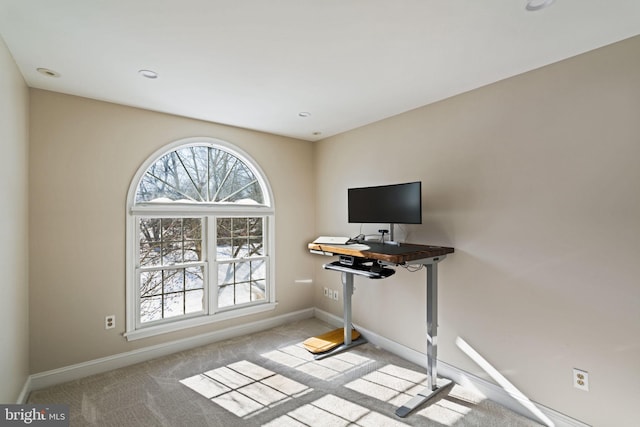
1, 1, 639, 141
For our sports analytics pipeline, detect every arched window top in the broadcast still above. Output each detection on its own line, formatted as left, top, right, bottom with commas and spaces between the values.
131, 138, 272, 208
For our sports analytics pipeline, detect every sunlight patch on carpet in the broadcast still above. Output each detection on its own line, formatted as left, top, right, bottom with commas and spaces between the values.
345, 363, 430, 407
261, 342, 375, 381
180, 360, 312, 419
263, 394, 410, 427
417, 398, 472, 425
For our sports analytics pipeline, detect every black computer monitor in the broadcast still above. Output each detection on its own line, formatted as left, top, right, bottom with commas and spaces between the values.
348, 181, 422, 226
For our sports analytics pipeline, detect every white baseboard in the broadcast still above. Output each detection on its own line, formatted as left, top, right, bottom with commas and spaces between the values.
314, 308, 590, 427
25, 308, 315, 397
16, 376, 31, 404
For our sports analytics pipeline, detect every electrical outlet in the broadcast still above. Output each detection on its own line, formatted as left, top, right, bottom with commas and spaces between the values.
332, 289, 339, 300
573, 368, 589, 391
323, 287, 329, 298
105, 315, 115, 330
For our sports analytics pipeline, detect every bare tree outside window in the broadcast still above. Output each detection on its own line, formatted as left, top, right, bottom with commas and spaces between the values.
136, 146, 264, 204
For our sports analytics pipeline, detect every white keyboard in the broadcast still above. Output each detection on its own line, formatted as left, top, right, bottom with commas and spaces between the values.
312, 236, 351, 245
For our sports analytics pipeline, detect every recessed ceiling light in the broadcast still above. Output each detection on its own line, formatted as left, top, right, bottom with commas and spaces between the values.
298, 112, 311, 118
138, 69, 158, 79
526, 0, 555, 11
36, 68, 60, 77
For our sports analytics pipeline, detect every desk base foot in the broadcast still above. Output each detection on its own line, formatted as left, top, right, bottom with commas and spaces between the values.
395, 377, 453, 418
312, 336, 367, 360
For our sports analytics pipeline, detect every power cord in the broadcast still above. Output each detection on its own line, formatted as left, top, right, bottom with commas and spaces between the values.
401, 264, 424, 273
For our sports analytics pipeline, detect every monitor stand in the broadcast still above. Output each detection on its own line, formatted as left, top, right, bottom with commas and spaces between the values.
385, 223, 398, 245
378, 226, 400, 246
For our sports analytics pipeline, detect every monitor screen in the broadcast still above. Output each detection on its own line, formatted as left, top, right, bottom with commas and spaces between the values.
348, 181, 422, 225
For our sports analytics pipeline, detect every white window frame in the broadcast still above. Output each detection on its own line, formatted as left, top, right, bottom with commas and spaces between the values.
125, 137, 276, 341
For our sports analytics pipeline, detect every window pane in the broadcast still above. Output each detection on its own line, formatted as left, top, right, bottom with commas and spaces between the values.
162, 242, 183, 264
235, 282, 251, 305
233, 217, 248, 233
217, 217, 232, 234
249, 238, 263, 256
164, 293, 184, 318
231, 217, 248, 258
183, 218, 202, 240
183, 240, 200, 262
164, 269, 184, 293
251, 280, 266, 301
236, 261, 250, 283
217, 238, 232, 259
218, 161, 264, 204
251, 260, 265, 280
185, 266, 204, 290
185, 289, 204, 314
248, 217, 262, 234
169, 151, 200, 201
140, 270, 162, 297
209, 151, 236, 202
217, 263, 234, 285
173, 146, 209, 201
140, 242, 161, 267
217, 218, 232, 259
140, 218, 162, 242
162, 218, 183, 241
218, 284, 234, 308
248, 217, 264, 256
233, 237, 250, 258
140, 296, 162, 323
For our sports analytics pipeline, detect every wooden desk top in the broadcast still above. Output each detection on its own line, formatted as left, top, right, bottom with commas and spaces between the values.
308, 241, 454, 265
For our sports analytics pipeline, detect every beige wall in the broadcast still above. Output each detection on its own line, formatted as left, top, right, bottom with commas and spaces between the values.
0, 36, 30, 402
28, 90, 316, 373
314, 35, 640, 426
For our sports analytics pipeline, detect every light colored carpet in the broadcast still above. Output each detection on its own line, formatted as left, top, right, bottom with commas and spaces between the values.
28, 318, 541, 426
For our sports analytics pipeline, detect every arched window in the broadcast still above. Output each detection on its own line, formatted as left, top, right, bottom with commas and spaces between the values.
125, 137, 275, 340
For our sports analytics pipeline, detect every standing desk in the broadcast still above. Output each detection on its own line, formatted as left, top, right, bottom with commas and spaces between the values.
308, 241, 454, 418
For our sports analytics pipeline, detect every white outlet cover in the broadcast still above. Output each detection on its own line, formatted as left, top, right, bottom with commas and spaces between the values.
573, 368, 589, 391
105, 315, 115, 330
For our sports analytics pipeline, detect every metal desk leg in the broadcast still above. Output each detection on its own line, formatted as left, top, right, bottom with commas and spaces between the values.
313, 271, 367, 360
343, 271, 353, 346
396, 262, 452, 417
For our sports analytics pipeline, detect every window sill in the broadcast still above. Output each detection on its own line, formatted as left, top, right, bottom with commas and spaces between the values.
124, 302, 278, 341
